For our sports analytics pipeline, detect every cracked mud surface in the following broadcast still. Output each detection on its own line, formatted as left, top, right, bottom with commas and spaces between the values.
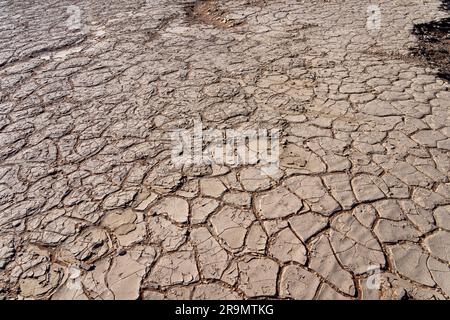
0, 0, 449, 300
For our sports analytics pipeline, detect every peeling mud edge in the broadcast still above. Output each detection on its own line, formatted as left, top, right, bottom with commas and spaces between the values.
411, 0, 450, 81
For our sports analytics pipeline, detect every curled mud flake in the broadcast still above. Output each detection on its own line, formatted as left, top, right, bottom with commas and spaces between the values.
56, 227, 112, 264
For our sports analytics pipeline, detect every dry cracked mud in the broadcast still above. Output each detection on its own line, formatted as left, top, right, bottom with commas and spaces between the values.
0, 0, 449, 300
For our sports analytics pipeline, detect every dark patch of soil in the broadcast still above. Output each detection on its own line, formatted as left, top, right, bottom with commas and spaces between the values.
411, 1, 450, 81
184, 0, 243, 29
442, 0, 450, 10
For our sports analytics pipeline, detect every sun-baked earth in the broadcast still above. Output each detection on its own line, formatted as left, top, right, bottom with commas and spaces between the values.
0, 0, 449, 300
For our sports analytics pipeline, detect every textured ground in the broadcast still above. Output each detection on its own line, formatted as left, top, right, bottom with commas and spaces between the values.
0, 0, 449, 300
413, 0, 450, 81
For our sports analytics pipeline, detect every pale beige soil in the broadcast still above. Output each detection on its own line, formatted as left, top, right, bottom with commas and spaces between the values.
0, 0, 449, 300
